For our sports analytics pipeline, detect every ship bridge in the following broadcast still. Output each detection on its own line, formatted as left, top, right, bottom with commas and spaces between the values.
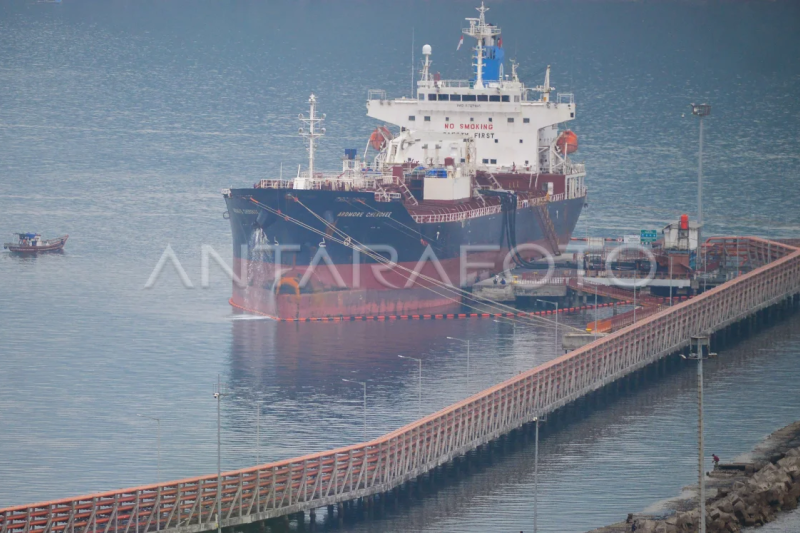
366, 2, 580, 176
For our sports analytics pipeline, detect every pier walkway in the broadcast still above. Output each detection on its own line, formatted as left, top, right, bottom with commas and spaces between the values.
2, 237, 799, 533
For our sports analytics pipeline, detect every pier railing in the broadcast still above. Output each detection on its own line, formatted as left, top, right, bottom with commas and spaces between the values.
3, 237, 800, 533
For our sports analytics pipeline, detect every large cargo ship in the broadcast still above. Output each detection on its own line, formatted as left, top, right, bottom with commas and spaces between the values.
223, 3, 588, 319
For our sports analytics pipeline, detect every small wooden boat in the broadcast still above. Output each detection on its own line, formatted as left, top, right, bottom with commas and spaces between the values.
3, 233, 69, 254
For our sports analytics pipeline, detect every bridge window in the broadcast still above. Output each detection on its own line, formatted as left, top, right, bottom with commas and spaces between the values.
408, 115, 415, 121
490, 159, 497, 164
571, 112, 575, 118
523, 118, 530, 124
477, 95, 488, 102
520, 139, 524, 143
462, 94, 477, 102
428, 94, 437, 101
482, 158, 489, 164
502, 95, 510, 102
450, 94, 461, 101
438, 94, 449, 101
424, 116, 431, 122
418, 93, 424, 100
507, 117, 514, 123
489, 95, 500, 102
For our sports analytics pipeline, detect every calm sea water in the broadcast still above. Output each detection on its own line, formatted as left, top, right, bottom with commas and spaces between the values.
1, 1, 799, 531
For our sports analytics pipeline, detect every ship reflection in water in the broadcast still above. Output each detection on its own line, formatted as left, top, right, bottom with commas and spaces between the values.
224, 312, 800, 533
225, 313, 572, 461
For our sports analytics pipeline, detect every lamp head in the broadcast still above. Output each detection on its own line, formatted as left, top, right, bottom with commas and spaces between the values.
690, 103, 711, 117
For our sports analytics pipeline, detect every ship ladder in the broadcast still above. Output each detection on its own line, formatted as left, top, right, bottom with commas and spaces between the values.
486, 172, 503, 190
533, 202, 562, 256
396, 180, 419, 206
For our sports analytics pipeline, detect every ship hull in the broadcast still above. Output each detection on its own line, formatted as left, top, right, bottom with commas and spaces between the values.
225, 189, 584, 319
3, 235, 68, 254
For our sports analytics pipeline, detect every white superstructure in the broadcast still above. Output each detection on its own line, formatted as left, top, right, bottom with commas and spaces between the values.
366, 2, 584, 177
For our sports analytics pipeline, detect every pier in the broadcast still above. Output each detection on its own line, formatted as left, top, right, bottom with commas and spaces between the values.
2, 236, 799, 533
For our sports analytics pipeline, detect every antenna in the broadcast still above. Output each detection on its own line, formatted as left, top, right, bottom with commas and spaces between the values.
298, 94, 325, 178
411, 27, 415, 96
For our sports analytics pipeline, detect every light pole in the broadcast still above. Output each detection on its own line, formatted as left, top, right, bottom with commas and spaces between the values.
633, 268, 637, 324
255, 402, 261, 465
213, 375, 226, 533
669, 255, 674, 306
692, 103, 710, 277
691, 103, 710, 230
398, 355, 422, 417
736, 237, 740, 277
446, 336, 470, 391
594, 280, 599, 340
536, 299, 559, 355
342, 379, 367, 441
136, 414, 161, 485
533, 414, 547, 533
681, 336, 715, 533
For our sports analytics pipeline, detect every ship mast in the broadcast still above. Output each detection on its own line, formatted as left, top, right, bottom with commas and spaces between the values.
421, 44, 432, 83
463, 2, 499, 89
298, 94, 325, 177
533, 65, 554, 103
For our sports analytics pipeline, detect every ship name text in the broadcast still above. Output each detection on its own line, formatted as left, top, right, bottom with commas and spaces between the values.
337, 211, 392, 218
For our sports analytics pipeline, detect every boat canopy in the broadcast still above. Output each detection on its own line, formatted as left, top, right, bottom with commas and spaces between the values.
16, 233, 39, 239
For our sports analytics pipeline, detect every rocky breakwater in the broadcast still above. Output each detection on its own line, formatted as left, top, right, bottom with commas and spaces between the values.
664, 449, 800, 532
590, 421, 800, 533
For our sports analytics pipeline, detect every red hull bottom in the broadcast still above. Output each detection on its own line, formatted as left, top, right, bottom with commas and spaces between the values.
230, 284, 463, 320
228, 237, 565, 319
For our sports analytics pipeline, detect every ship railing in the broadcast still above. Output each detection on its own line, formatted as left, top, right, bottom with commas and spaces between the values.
462, 25, 501, 36
412, 204, 502, 224
257, 179, 294, 189
513, 276, 572, 286
410, 195, 550, 224
417, 79, 473, 89
375, 191, 403, 202
367, 90, 387, 101
557, 93, 575, 105
566, 163, 586, 176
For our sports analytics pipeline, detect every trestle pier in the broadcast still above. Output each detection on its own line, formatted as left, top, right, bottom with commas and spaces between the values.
2, 237, 799, 533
